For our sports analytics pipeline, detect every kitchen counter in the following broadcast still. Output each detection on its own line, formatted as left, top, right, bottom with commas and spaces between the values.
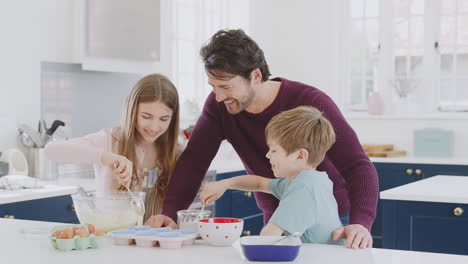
380, 175, 468, 204
0, 176, 94, 205
2, 218, 467, 264
0, 184, 78, 205
370, 156, 468, 165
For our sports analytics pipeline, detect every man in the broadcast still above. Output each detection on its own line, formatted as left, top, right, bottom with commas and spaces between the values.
146, 29, 378, 249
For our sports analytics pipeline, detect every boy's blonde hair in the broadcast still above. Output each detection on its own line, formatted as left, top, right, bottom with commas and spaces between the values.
265, 106, 336, 166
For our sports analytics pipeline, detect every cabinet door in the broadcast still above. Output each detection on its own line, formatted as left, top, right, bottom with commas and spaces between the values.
395, 201, 468, 255
87, 0, 160, 61
231, 190, 262, 218
0, 195, 78, 223
82, 0, 171, 74
417, 164, 468, 178
241, 213, 264, 236
372, 163, 423, 248
374, 163, 423, 191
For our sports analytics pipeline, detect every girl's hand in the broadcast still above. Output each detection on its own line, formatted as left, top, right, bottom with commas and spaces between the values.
100, 152, 133, 188
200, 181, 229, 205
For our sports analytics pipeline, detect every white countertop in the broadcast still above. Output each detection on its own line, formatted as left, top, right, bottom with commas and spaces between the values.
2, 218, 467, 264
370, 156, 468, 165
0, 176, 95, 205
380, 175, 468, 204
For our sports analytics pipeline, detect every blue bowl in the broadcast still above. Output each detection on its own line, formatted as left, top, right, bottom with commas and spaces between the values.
240, 236, 301, 262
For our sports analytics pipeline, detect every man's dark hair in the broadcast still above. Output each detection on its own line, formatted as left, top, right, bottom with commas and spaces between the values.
200, 29, 271, 82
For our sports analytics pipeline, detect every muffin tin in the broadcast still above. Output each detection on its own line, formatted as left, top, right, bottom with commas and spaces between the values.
48, 225, 105, 251
108, 226, 197, 249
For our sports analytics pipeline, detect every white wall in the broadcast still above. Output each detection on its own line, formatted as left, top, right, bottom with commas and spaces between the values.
0, 0, 75, 151
250, 0, 339, 96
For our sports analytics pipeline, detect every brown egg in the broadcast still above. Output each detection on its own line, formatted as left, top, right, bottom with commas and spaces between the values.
72, 227, 79, 233
95, 230, 105, 236
87, 224, 95, 234
58, 229, 73, 239
51, 230, 61, 238
75, 229, 89, 238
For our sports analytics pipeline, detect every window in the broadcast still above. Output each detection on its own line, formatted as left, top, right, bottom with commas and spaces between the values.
341, 0, 468, 114
348, 0, 380, 109
170, 0, 250, 110
438, 0, 468, 111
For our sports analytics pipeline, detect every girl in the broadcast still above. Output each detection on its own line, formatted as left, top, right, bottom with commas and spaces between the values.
44, 74, 181, 221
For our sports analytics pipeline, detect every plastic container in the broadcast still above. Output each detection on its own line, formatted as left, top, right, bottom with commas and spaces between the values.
240, 236, 302, 262
48, 225, 105, 251
108, 227, 197, 249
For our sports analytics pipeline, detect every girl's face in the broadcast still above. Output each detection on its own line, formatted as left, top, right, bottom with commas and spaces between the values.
135, 100, 173, 144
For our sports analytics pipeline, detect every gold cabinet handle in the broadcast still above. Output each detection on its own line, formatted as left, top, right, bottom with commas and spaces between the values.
454, 207, 464, 216
243, 230, 251, 236
3, 215, 8, 219
406, 169, 413, 175
244, 192, 252, 198
3, 215, 15, 219
70, 205, 75, 212
415, 169, 422, 176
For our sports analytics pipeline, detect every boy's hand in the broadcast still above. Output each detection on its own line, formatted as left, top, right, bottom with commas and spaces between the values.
332, 224, 372, 249
200, 181, 229, 205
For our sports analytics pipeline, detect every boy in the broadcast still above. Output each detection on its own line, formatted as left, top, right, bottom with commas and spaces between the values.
200, 106, 344, 245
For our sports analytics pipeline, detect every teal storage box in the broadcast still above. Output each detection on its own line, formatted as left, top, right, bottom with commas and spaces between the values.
413, 128, 454, 157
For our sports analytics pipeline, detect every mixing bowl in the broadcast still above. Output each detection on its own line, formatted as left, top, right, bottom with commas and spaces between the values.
71, 191, 146, 233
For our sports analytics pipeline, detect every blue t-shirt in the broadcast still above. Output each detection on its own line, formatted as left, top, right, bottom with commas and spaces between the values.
268, 170, 345, 245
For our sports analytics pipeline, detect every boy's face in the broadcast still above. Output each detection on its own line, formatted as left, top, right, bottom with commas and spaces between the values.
265, 139, 300, 179
207, 71, 256, 114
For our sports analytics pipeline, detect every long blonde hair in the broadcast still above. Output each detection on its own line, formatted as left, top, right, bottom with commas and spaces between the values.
115, 74, 179, 216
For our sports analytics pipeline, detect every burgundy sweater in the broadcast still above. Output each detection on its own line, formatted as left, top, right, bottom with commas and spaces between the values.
162, 78, 379, 230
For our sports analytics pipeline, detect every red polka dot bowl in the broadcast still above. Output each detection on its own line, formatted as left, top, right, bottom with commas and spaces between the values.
198, 218, 244, 246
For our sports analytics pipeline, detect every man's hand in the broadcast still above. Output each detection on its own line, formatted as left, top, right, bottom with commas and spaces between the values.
199, 181, 228, 205
145, 214, 177, 229
332, 224, 373, 249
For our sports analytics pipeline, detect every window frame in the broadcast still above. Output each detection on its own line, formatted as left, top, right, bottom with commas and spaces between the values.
340, 0, 468, 115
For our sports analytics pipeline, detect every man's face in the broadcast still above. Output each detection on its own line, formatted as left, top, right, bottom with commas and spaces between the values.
207, 71, 255, 114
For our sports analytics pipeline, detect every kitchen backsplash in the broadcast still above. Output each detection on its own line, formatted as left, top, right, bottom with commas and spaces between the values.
41, 61, 142, 138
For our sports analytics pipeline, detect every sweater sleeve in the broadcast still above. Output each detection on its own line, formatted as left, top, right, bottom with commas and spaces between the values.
302, 92, 379, 230
161, 93, 225, 220
43, 129, 110, 167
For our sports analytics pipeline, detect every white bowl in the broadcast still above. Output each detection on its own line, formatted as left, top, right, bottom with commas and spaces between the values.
198, 218, 243, 246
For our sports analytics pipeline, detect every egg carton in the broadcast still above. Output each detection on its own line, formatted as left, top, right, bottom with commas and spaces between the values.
48, 225, 105, 251
108, 226, 197, 249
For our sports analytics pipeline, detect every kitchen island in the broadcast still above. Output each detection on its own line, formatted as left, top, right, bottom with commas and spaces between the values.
380, 175, 468, 255
2, 218, 467, 264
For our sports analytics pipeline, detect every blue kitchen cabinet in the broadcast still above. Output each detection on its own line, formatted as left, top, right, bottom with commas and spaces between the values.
215, 170, 264, 236
372, 162, 468, 248
382, 200, 468, 255
0, 195, 78, 223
